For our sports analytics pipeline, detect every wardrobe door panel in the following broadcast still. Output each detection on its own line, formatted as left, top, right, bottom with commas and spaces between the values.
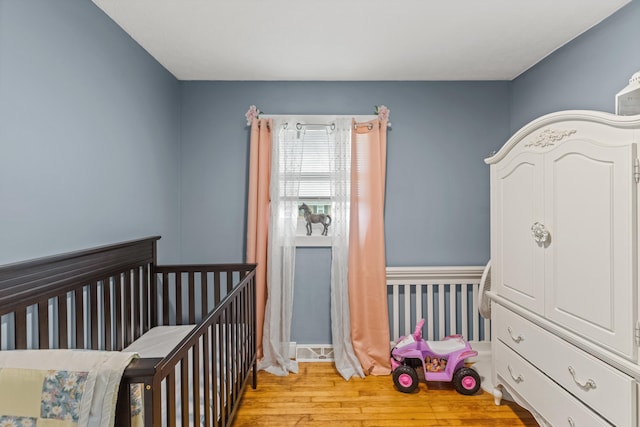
544, 140, 637, 359
494, 152, 545, 313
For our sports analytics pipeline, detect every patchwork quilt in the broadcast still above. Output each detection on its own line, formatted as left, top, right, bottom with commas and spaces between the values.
0, 350, 137, 427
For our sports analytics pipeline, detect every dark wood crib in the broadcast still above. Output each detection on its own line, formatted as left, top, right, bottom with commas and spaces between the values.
0, 236, 257, 426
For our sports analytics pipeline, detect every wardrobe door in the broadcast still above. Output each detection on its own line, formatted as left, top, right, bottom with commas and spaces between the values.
544, 140, 637, 359
493, 151, 545, 314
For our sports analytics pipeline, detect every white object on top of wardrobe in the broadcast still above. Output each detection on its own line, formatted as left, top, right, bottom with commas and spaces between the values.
486, 109, 640, 427
617, 70, 640, 116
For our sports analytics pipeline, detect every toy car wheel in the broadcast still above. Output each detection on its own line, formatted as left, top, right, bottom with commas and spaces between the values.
392, 365, 419, 393
453, 367, 481, 395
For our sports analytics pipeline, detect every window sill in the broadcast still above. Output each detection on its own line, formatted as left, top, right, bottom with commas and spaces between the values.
295, 235, 331, 247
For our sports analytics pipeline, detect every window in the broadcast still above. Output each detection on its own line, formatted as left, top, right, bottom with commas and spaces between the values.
277, 121, 346, 246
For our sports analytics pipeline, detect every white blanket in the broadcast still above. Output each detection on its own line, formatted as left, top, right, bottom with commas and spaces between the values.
0, 350, 137, 427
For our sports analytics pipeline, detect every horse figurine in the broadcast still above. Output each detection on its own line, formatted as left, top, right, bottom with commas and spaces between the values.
299, 203, 332, 236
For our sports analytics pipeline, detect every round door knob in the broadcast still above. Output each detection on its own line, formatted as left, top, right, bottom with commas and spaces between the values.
531, 222, 550, 244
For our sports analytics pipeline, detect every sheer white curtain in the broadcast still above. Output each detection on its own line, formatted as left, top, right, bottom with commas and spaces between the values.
330, 118, 364, 380
259, 119, 301, 376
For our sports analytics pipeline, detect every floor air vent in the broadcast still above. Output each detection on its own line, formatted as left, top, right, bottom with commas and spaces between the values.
295, 345, 334, 362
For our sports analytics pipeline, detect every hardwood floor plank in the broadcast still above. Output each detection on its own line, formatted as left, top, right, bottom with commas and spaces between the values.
232, 363, 538, 427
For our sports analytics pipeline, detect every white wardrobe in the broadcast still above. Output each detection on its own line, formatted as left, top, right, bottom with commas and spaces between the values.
486, 110, 640, 426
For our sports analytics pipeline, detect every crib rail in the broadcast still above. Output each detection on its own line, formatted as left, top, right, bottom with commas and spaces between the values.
0, 237, 160, 351
0, 238, 257, 427
146, 264, 257, 427
154, 264, 256, 327
387, 266, 490, 344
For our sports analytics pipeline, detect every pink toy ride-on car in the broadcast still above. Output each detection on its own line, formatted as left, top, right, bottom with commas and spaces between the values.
390, 319, 481, 395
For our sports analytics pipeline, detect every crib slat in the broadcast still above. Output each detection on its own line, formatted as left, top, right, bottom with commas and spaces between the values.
150, 266, 157, 328
103, 278, 112, 351
124, 272, 132, 346
391, 285, 399, 340
214, 271, 221, 306
15, 307, 27, 349
230, 304, 236, 401
472, 283, 479, 341
192, 340, 201, 426
181, 357, 189, 426
176, 272, 182, 325
58, 295, 68, 348
141, 264, 149, 332
243, 291, 249, 379
150, 377, 161, 427
250, 277, 257, 388
220, 317, 229, 426
212, 321, 220, 425
133, 267, 141, 340
232, 298, 240, 398
424, 284, 432, 340
202, 329, 211, 427
90, 282, 98, 349
115, 380, 131, 424
225, 309, 232, 422
437, 285, 445, 340
38, 301, 48, 349
228, 316, 235, 409
75, 288, 84, 349
461, 284, 469, 338
200, 272, 208, 318
388, 268, 490, 346
449, 284, 457, 336
403, 286, 410, 337
162, 272, 170, 326
166, 370, 176, 426
188, 271, 195, 324
116, 274, 124, 349
415, 284, 423, 333
227, 271, 234, 294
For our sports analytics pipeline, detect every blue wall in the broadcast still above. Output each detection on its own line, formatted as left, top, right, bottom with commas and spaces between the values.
180, 81, 510, 343
3, 0, 637, 344
0, 0, 182, 264
510, 0, 640, 133
180, 81, 509, 266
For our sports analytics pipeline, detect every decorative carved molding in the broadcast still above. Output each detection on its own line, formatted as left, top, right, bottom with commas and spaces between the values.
524, 128, 577, 148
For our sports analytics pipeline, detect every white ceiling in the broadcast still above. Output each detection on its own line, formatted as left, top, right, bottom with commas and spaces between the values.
92, 0, 630, 81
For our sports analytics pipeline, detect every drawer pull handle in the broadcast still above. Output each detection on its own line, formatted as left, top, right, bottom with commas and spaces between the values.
507, 365, 523, 383
507, 326, 524, 343
568, 366, 596, 390
567, 417, 575, 427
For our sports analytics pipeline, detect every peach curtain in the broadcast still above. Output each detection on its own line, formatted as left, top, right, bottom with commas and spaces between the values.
246, 118, 272, 359
348, 118, 391, 375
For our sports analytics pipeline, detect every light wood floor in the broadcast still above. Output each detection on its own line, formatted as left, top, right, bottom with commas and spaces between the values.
232, 362, 538, 427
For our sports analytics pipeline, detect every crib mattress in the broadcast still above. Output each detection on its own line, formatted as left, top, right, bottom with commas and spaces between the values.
123, 324, 246, 426
123, 325, 196, 358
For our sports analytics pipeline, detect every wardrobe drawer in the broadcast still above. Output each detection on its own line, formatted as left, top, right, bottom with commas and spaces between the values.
495, 342, 612, 427
494, 305, 635, 427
